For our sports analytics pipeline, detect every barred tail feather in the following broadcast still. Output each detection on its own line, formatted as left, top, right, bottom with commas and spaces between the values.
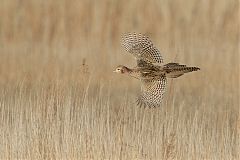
166, 66, 200, 78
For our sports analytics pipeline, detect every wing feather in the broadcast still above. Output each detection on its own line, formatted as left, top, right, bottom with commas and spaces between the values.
137, 76, 167, 107
121, 33, 163, 64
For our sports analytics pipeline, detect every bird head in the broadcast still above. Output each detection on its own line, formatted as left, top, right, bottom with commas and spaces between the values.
113, 65, 130, 74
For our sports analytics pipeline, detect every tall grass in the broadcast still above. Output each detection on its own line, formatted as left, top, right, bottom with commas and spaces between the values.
0, 0, 239, 159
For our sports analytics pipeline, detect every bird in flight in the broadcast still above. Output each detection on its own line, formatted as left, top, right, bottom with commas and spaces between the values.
114, 33, 200, 108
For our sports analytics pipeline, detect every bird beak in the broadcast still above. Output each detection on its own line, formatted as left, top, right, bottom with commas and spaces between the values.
113, 70, 116, 72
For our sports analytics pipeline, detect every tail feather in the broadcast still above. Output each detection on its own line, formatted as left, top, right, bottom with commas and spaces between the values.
179, 66, 200, 73
164, 63, 200, 78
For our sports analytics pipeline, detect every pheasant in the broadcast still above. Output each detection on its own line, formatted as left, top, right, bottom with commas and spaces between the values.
114, 33, 200, 107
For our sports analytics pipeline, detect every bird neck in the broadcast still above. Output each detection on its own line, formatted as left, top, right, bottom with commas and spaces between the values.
125, 67, 140, 79
124, 67, 133, 74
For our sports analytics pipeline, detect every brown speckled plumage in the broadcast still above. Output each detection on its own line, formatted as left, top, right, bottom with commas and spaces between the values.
114, 33, 200, 108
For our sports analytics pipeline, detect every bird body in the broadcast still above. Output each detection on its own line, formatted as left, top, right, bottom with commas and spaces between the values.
115, 63, 199, 80
114, 33, 200, 107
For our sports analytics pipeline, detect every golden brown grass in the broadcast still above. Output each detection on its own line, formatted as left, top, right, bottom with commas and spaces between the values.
0, 0, 239, 159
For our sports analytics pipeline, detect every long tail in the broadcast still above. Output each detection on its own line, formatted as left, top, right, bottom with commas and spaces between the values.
164, 63, 200, 78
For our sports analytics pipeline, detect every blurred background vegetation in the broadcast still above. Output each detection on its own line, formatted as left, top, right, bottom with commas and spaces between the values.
0, 0, 238, 82
0, 0, 239, 159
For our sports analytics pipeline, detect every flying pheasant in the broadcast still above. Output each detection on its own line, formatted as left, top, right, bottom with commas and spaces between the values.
114, 33, 200, 107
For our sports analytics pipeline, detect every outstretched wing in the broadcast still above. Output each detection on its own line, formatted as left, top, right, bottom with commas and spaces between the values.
121, 33, 163, 64
137, 76, 167, 107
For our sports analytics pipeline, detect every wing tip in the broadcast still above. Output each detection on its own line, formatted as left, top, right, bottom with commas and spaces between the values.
136, 97, 162, 108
